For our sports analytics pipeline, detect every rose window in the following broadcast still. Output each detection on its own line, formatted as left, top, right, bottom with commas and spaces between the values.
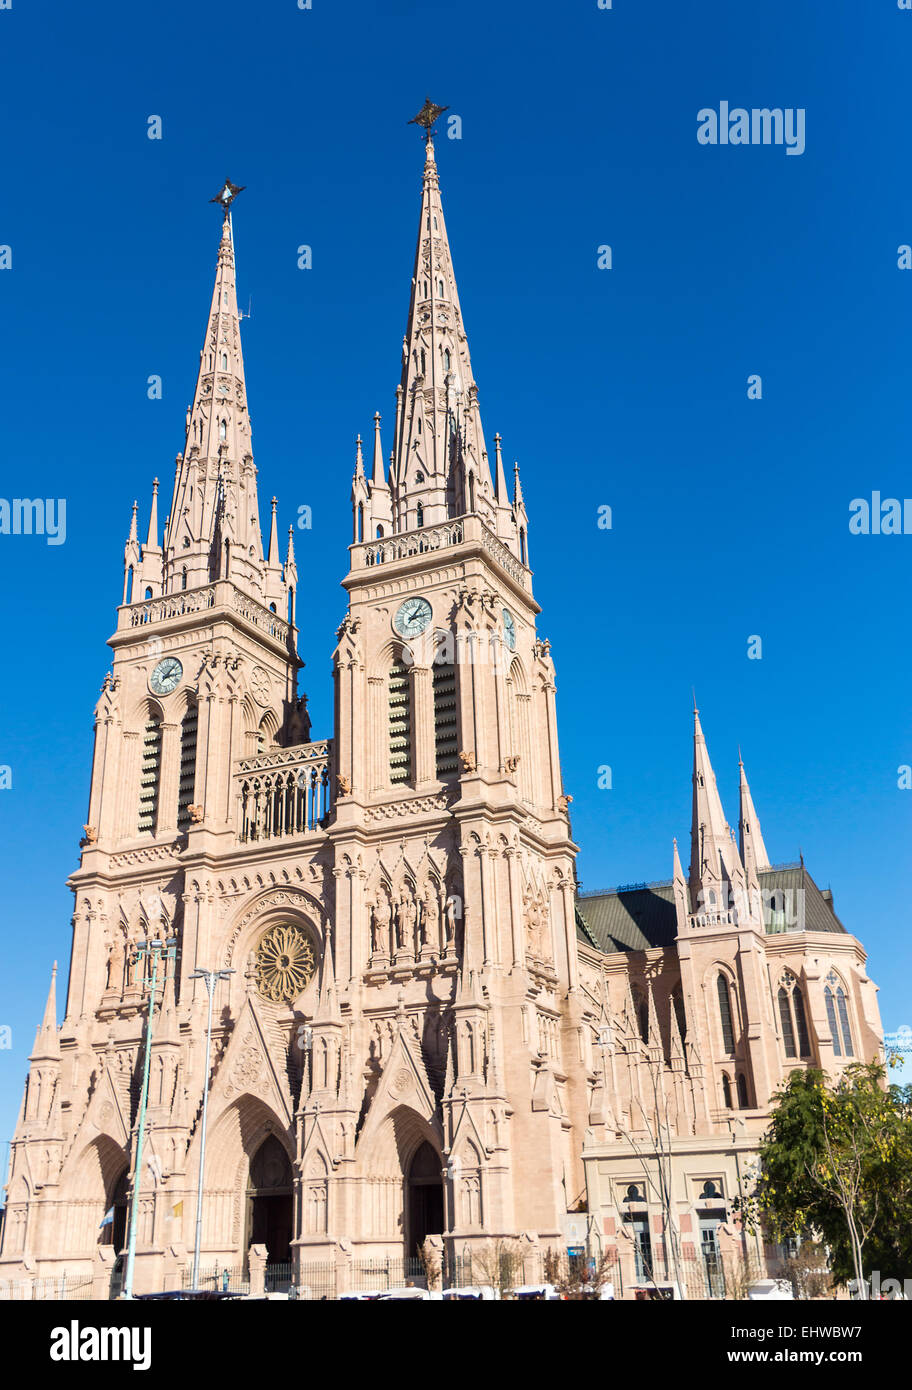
254, 923, 317, 1004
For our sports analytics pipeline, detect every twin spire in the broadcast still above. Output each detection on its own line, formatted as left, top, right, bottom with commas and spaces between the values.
683, 705, 770, 924
351, 103, 529, 559
122, 181, 295, 615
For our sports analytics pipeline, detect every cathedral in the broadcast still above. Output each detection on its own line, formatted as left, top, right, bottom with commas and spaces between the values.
0, 111, 885, 1299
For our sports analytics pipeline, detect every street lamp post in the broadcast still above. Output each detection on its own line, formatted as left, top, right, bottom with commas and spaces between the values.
189, 966, 234, 1291
123, 936, 176, 1300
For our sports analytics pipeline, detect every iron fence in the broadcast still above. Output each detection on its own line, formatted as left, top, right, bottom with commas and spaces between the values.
0, 1273, 95, 1301
296, 1261, 337, 1300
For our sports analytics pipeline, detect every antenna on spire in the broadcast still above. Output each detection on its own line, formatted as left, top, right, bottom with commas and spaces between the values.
239, 296, 252, 321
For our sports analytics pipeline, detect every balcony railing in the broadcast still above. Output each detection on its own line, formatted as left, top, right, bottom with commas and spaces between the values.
119, 580, 291, 646
350, 513, 530, 590
235, 740, 333, 842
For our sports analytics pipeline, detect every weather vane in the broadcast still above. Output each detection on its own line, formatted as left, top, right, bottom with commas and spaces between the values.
210, 178, 245, 215
408, 98, 449, 141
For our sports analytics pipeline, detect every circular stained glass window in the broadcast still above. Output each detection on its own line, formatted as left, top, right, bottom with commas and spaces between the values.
254, 923, 317, 1004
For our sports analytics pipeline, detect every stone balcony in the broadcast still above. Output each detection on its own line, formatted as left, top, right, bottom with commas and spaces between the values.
348, 513, 532, 593
234, 741, 333, 843
114, 579, 292, 648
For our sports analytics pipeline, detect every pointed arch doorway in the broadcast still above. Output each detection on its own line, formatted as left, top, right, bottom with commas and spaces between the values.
245, 1135, 293, 1265
406, 1141, 444, 1256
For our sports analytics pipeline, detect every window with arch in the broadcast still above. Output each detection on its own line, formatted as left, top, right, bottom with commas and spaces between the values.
443, 349, 451, 372
824, 972, 854, 1057
221, 352, 228, 370
716, 973, 736, 1054
137, 711, 162, 834
737, 1072, 750, 1108
415, 502, 424, 528
357, 501, 364, 543
144, 587, 153, 600
437, 279, 444, 298
176, 703, 198, 831
219, 418, 227, 440
376, 524, 384, 539
415, 471, 425, 484
181, 567, 188, 590
467, 473, 475, 512
721, 1072, 733, 1109
621, 1185, 652, 1281
388, 659, 412, 785
778, 973, 812, 1059
519, 526, 527, 565
433, 641, 458, 779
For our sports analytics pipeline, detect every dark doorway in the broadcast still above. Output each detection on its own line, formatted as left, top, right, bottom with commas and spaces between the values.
246, 1135, 293, 1264
100, 1168, 129, 1254
406, 1141, 444, 1255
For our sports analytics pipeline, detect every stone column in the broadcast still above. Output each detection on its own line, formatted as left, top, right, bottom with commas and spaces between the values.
248, 1244, 268, 1298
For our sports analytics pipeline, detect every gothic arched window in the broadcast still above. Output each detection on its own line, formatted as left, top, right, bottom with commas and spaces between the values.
176, 703, 198, 831
357, 502, 363, 543
388, 660, 412, 785
219, 418, 227, 440
443, 349, 451, 372
825, 974, 854, 1057
221, 352, 228, 370
721, 1073, 733, 1109
779, 974, 812, 1060
137, 712, 162, 834
737, 1072, 750, 1108
416, 502, 424, 528
717, 973, 735, 1054
519, 527, 527, 566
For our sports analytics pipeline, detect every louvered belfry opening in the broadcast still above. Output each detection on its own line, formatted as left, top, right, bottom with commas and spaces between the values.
433, 644, 458, 779
388, 660, 412, 785
177, 703, 198, 830
138, 714, 162, 833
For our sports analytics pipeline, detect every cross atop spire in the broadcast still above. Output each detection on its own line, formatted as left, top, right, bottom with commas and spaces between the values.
209, 178, 245, 216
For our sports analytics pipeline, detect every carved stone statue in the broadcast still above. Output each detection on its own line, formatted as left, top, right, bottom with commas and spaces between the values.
444, 895, 459, 951
401, 893, 418, 954
105, 929, 124, 993
370, 896, 391, 957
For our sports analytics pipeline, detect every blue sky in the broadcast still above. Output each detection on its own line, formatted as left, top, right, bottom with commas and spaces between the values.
1, 0, 910, 1152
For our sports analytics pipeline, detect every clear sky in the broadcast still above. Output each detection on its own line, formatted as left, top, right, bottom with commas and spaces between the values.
1, 0, 910, 1153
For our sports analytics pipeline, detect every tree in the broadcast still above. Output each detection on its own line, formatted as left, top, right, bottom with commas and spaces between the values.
741, 1064, 912, 1295
544, 1246, 616, 1300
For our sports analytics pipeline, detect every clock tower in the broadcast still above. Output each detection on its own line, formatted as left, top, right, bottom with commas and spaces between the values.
321, 109, 588, 1253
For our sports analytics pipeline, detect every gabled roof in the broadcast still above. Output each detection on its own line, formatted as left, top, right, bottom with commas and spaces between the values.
576, 863, 847, 956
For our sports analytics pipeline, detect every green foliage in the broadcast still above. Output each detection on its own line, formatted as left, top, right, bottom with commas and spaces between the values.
741, 1064, 912, 1286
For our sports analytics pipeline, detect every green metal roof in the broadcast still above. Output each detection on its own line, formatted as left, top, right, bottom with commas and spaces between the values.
575, 864, 847, 956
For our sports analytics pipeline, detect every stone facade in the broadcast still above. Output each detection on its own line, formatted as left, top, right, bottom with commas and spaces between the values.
0, 141, 883, 1299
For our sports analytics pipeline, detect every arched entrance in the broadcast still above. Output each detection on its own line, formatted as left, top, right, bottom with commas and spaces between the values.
245, 1135, 293, 1265
406, 1141, 444, 1256
99, 1168, 129, 1255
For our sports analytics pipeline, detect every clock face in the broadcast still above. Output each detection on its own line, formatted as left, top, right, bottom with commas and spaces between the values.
150, 656, 183, 696
394, 596, 432, 639
502, 608, 517, 651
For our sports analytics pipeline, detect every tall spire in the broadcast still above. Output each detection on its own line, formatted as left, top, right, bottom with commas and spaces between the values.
739, 753, 770, 877
389, 101, 500, 538
31, 962, 59, 1062
689, 705, 744, 909
161, 182, 269, 602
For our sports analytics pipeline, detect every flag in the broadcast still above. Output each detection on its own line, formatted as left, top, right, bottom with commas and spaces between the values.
172, 1201, 183, 1219
99, 1207, 114, 1229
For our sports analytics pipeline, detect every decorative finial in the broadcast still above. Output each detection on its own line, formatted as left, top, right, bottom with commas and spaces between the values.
210, 179, 245, 215
408, 97, 449, 141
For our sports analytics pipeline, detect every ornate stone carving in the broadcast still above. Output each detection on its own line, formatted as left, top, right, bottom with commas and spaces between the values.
254, 923, 317, 1004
